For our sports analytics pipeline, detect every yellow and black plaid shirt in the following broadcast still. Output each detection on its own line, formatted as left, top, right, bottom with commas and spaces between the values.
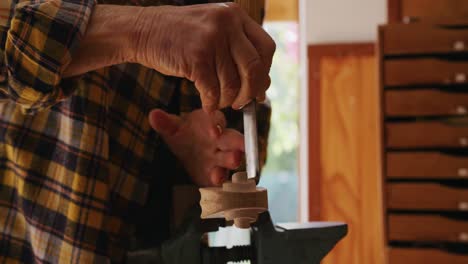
0, 0, 271, 262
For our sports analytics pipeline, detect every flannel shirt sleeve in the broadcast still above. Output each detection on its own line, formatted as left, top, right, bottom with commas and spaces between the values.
179, 79, 271, 176
0, 0, 96, 114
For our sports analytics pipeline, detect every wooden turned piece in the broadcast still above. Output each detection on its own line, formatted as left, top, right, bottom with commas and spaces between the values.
199, 172, 268, 229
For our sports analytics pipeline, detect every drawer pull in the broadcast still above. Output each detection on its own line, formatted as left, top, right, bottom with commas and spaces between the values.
459, 168, 468, 178
455, 73, 467, 83
454, 41, 466, 51
456, 105, 468, 115
460, 137, 468, 147
402, 16, 413, 24
459, 232, 468, 242
459, 201, 468, 211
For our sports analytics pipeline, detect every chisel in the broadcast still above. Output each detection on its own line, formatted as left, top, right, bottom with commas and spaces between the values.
235, 0, 264, 180
243, 101, 259, 179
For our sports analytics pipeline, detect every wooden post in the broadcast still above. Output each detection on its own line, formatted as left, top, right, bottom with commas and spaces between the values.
234, 0, 265, 24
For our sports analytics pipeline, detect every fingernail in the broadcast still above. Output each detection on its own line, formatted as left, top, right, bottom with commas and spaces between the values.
216, 124, 223, 135
233, 103, 248, 110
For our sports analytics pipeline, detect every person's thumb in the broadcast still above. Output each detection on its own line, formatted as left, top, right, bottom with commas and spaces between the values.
148, 109, 182, 138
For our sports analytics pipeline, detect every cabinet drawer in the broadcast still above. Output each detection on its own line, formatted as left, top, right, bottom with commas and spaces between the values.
401, 0, 468, 22
389, 248, 468, 264
384, 59, 468, 86
389, 214, 468, 243
385, 89, 468, 117
382, 24, 468, 55
387, 183, 468, 211
386, 121, 468, 149
387, 152, 468, 179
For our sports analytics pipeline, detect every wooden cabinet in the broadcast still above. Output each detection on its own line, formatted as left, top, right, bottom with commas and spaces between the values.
387, 152, 468, 179
386, 121, 468, 149
385, 89, 468, 117
382, 24, 468, 55
384, 59, 468, 87
389, 248, 468, 264
379, 19, 468, 264
389, 214, 468, 243
401, 0, 468, 22
387, 183, 468, 211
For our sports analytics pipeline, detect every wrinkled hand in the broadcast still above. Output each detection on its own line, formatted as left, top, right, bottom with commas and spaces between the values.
134, 3, 275, 112
148, 109, 244, 187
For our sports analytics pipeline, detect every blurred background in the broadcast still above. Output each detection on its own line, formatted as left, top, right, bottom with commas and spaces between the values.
218, 1, 468, 264
260, 22, 299, 223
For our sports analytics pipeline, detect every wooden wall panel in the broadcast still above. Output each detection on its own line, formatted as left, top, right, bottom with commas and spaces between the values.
264, 0, 297, 21
308, 44, 386, 264
388, 0, 402, 23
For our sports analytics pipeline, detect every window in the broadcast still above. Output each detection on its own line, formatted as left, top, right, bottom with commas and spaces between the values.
259, 22, 299, 223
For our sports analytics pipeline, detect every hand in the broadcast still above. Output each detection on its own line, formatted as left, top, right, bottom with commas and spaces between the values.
148, 109, 245, 187
133, 3, 275, 112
